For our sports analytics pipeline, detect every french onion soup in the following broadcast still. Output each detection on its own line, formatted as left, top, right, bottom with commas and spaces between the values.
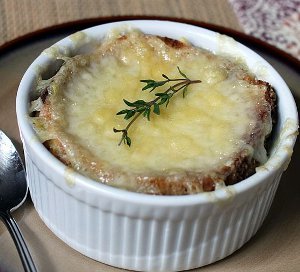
30, 30, 276, 195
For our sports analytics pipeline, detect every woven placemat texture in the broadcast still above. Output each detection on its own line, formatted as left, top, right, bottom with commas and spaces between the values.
0, 0, 242, 47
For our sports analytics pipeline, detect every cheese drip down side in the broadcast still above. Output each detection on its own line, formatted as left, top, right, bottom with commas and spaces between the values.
47, 32, 272, 176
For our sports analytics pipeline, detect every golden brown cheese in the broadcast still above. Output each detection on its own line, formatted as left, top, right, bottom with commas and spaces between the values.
30, 30, 275, 194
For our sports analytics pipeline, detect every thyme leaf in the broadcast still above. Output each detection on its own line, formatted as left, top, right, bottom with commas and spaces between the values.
113, 67, 201, 146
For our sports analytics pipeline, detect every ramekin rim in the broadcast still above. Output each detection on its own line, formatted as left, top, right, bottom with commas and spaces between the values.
16, 19, 299, 206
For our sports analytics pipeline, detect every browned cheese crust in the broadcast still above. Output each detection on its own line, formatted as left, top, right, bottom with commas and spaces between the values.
32, 34, 277, 195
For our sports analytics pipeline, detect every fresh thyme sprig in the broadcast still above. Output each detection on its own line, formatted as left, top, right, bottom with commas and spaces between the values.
113, 67, 201, 146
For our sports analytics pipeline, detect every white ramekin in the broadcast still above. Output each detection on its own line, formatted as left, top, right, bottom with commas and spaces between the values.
16, 20, 298, 271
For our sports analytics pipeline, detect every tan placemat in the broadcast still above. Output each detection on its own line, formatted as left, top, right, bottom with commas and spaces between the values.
0, 0, 242, 47
1, 1, 299, 272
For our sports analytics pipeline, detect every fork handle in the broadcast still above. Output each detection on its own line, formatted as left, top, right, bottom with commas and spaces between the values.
0, 211, 37, 272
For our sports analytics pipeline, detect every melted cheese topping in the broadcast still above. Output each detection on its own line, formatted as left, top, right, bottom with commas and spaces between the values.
47, 31, 270, 176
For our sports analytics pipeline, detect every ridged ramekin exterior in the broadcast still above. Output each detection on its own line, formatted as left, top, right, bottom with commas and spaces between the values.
16, 20, 298, 271
24, 139, 282, 271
